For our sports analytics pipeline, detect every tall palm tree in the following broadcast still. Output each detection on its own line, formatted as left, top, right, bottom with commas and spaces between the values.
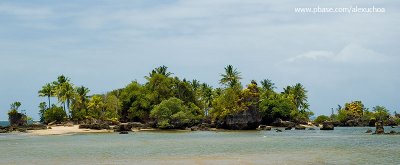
283, 83, 309, 112
73, 86, 90, 115
56, 81, 75, 113
260, 79, 275, 92
38, 83, 53, 108
190, 79, 200, 91
220, 65, 242, 88
200, 83, 213, 116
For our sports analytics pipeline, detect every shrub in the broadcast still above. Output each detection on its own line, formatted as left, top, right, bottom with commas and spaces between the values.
314, 115, 330, 124
44, 105, 67, 124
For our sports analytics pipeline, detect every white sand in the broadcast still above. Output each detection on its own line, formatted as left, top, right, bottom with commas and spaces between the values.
27, 125, 113, 136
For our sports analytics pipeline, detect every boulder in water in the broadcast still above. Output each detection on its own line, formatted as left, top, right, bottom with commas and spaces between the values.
272, 119, 295, 127
375, 121, 384, 134
119, 131, 129, 134
365, 129, 372, 133
295, 125, 306, 130
257, 125, 271, 131
320, 122, 334, 130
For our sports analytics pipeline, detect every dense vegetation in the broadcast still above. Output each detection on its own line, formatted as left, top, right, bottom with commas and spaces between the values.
6, 65, 399, 129
315, 101, 398, 126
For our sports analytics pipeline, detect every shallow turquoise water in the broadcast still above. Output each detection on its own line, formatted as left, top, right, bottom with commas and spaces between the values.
1, 127, 400, 165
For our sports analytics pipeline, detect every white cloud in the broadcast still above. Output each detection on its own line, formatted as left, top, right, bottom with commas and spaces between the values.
288, 43, 388, 64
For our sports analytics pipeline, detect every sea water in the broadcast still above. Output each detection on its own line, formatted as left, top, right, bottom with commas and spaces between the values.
1, 127, 399, 165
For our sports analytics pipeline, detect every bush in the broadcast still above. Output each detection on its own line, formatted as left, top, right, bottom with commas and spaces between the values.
44, 105, 67, 124
150, 98, 203, 129
314, 115, 330, 124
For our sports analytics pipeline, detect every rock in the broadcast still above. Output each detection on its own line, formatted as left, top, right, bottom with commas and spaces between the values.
275, 129, 282, 132
257, 125, 272, 131
119, 131, 129, 134
320, 122, 334, 130
308, 128, 315, 130
272, 119, 295, 128
223, 107, 262, 130
365, 129, 372, 133
129, 122, 144, 128
375, 121, 384, 134
198, 123, 211, 131
221, 84, 262, 130
114, 123, 133, 132
295, 125, 306, 130
285, 127, 292, 130
389, 130, 397, 134
26, 124, 47, 130
190, 126, 199, 131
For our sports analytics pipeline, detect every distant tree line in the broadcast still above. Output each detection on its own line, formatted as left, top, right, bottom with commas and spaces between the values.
7, 65, 398, 129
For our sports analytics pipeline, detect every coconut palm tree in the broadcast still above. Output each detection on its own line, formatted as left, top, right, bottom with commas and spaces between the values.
200, 83, 213, 116
73, 86, 90, 115
219, 65, 242, 88
260, 79, 275, 92
38, 83, 53, 108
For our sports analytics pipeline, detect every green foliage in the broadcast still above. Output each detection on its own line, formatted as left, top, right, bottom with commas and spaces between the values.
372, 106, 390, 122
150, 98, 202, 128
220, 65, 242, 88
211, 87, 242, 119
38, 102, 47, 123
260, 79, 275, 92
104, 94, 121, 121
120, 81, 149, 121
395, 118, 400, 125
44, 105, 67, 123
87, 95, 105, 120
38, 83, 53, 108
70, 86, 90, 121
259, 93, 296, 123
343, 101, 365, 118
314, 115, 331, 124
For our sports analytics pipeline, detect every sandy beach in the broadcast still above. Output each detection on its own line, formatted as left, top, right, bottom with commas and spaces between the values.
27, 125, 113, 136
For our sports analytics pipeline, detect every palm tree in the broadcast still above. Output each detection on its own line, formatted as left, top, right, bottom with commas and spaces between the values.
220, 65, 242, 88
260, 79, 275, 92
283, 83, 309, 112
56, 81, 75, 113
190, 79, 200, 91
200, 83, 213, 116
73, 86, 90, 115
38, 83, 53, 109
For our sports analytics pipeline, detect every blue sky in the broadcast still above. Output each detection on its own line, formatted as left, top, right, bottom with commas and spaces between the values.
0, 0, 399, 120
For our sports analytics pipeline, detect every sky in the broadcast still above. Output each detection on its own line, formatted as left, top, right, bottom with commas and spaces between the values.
0, 0, 399, 120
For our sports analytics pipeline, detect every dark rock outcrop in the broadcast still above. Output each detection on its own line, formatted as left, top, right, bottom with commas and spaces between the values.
295, 125, 306, 130
275, 129, 282, 132
119, 131, 129, 134
222, 108, 262, 130
272, 119, 295, 128
375, 121, 384, 134
365, 129, 372, 133
257, 125, 271, 131
320, 122, 334, 130
285, 127, 292, 130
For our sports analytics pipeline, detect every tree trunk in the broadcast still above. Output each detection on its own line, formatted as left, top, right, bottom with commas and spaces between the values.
48, 96, 51, 109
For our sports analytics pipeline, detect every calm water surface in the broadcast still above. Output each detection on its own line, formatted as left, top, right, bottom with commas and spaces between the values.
1, 127, 400, 165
